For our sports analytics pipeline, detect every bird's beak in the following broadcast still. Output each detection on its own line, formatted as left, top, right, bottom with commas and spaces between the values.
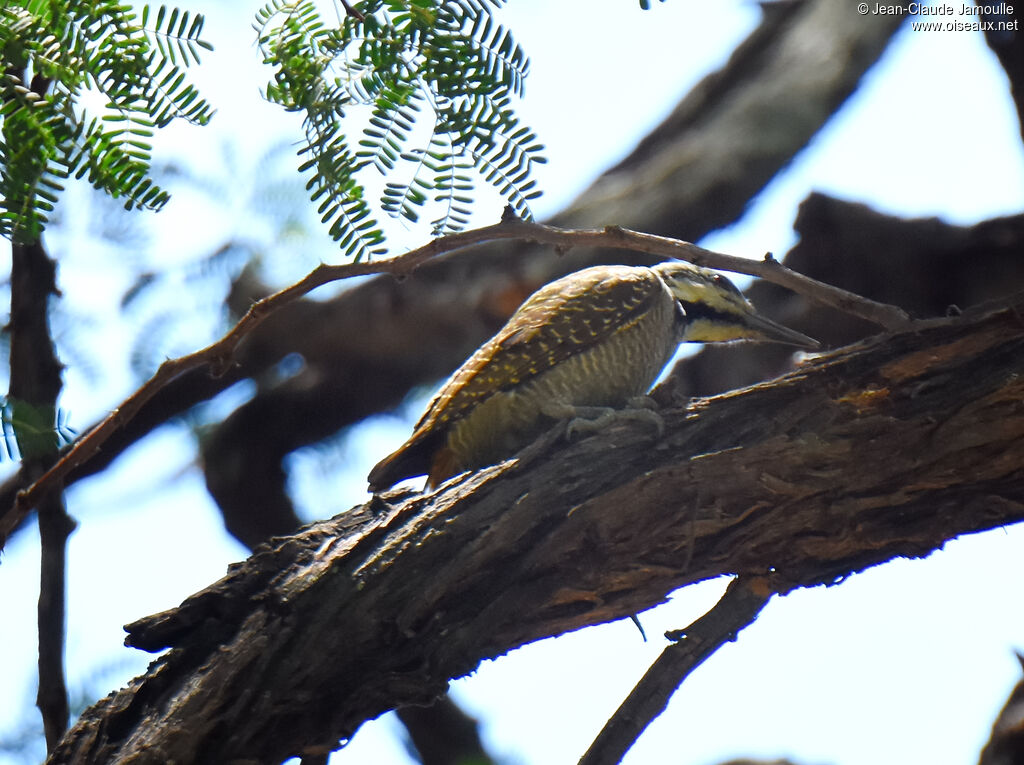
745, 312, 820, 349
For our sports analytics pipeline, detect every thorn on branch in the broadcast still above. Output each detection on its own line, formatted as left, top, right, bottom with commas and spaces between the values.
629, 613, 647, 642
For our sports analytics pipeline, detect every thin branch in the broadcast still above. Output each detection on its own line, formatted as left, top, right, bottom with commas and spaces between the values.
36, 490, 75, 751
578, 576, 775, 765
8, 230, 70, 754
559, 225, 913, 330
339, 1, 366, 22
1, 219, 911, 546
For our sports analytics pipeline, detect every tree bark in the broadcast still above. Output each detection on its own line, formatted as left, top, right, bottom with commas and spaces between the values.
50, 293, 1024, 764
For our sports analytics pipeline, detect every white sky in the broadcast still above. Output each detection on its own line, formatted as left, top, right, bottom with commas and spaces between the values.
3, 1, 1024, 764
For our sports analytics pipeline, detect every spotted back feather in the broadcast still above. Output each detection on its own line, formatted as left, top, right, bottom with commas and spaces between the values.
368, 266, 665, 490
414, 266, 663, 433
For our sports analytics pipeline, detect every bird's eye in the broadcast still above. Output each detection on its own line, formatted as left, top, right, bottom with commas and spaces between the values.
712, 274, 742, 297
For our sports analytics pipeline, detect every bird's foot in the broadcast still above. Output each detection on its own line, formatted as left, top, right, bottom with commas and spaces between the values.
540, 399, 665, 440
625, 394, 659, 412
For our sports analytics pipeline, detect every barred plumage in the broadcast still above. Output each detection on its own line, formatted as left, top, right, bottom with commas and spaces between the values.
368, 261, 817, 492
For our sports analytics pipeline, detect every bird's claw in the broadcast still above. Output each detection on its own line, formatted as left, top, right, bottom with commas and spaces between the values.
542, 401, 665, 440
566, 407, 618, 439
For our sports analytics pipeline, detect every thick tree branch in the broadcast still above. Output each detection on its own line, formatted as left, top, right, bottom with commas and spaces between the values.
556, 1, 908, 230
50, 294, 1024, 764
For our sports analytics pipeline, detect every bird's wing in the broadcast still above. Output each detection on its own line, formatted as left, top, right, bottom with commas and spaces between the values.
414, 266, 665, 432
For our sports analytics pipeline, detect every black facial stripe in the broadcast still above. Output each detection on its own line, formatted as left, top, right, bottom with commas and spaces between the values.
679, 301, 738, 325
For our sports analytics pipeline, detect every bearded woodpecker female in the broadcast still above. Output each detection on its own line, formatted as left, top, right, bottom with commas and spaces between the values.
368, 261, 817, 492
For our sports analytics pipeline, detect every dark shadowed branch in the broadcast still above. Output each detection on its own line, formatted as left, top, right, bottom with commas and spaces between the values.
397, 696, 496, 765
579, 576, 774, 765
9, 236, 71, 751
661, 197, 1024, 400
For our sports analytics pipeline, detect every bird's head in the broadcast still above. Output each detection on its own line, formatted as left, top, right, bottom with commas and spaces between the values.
652, 261, 819, 349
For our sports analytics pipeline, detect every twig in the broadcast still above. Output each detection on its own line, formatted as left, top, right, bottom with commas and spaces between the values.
0, 225, 499, 544
2, 219, 912, 545
591, 226, 913, 331
36, 490, 75, 750
339, 0, 365, 21
578, 575, 775, 765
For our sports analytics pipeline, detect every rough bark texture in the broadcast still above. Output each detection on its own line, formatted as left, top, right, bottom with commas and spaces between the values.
50, 294, 1024, 764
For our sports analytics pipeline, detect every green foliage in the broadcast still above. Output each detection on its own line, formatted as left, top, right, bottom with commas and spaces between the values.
0, 397, 76, 460
255, 0, 546, 260
0, 1, 213, 243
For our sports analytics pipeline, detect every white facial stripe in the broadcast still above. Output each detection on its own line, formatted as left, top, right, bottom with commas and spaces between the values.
680, 317, 755, 342
657, 267, 754, 317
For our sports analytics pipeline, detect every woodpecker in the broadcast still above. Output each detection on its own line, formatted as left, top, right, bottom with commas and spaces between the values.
368, 261, 817, 492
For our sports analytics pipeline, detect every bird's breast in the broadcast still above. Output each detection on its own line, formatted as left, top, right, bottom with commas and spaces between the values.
445, 292, 680, 470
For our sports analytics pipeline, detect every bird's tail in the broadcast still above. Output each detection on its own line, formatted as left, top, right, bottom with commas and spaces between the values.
367, 431, 443, 493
